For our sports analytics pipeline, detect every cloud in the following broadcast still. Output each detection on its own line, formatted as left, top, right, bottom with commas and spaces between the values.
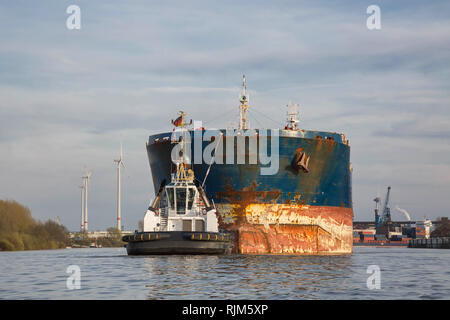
1, 0, 450, 229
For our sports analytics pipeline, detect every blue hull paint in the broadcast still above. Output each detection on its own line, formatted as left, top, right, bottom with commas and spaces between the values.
147, 129, 352, 209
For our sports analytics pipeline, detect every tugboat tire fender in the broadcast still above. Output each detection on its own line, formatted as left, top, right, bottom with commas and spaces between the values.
186, 232, 230, 242
123, 233, 166, 242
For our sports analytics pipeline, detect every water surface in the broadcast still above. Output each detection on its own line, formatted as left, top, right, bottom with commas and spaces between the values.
0, 247, 448, 299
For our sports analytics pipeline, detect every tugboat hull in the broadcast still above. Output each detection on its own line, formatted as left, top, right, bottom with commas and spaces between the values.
123, 232, 232, 255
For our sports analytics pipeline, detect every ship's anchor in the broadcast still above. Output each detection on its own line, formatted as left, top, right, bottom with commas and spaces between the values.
292, 148, 310, 172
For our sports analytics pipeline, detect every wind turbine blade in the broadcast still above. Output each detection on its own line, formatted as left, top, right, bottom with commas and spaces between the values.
122, 162, 130, 179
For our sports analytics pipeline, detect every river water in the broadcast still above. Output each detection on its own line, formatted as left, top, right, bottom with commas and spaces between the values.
0, 247, 449, 300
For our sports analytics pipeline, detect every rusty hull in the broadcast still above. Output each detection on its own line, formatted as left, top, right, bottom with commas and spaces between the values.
217, 203, 353, 254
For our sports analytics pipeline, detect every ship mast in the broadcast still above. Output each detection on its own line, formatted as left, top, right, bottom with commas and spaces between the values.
285, 101, 300, 130
239, 75, 249, 130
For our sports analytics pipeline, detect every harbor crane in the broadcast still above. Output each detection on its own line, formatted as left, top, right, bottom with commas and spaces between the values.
375, 186, 392, 233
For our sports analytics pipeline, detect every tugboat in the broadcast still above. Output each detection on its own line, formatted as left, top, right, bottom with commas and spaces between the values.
122, 111, 232, 255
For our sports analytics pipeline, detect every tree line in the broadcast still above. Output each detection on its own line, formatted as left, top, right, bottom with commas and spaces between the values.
0, 199, 70, 251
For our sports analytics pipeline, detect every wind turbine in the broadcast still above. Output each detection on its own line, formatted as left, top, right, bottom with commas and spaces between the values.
79, 184, 85, 232
114, 142, 125, 231
82, 169, 92, 232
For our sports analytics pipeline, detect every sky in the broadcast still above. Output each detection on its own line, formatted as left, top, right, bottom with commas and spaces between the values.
0, 0, 449, 231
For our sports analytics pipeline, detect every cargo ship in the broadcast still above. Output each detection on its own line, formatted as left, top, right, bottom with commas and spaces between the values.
145, 76, 353, 254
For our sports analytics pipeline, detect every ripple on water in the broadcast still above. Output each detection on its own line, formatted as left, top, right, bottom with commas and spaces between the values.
0, 247, 449, 299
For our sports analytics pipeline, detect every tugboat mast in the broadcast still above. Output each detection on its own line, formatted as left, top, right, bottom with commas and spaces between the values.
239, 75, 249, 130
172, 111, 193, 183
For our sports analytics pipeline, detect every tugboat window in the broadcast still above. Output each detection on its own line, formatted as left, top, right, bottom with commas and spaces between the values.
187, 188, 195, 210
166, 188, 175, 210
176, 188, 187, 214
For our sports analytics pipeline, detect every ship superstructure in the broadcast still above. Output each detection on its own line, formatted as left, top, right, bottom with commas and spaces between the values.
143, 112, 219, 234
